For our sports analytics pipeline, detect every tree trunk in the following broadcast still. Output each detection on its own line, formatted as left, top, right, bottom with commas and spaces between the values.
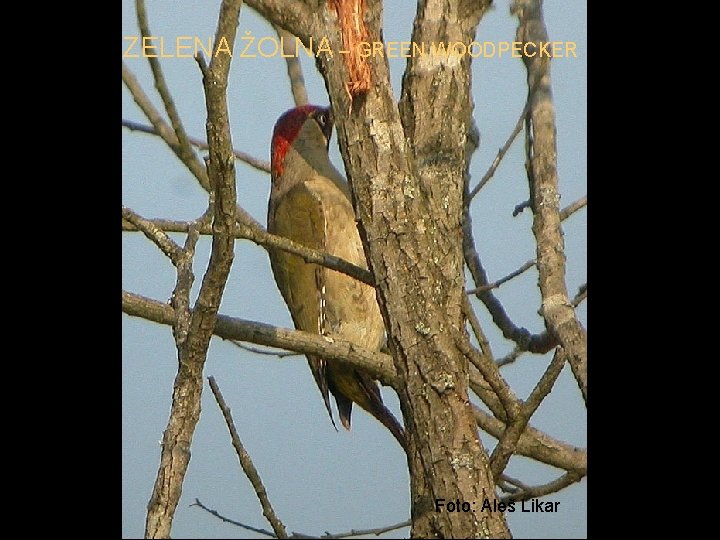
315, 1, 510, 537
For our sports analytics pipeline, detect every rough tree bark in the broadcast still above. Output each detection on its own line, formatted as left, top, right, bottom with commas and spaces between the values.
244, 0, 510, 537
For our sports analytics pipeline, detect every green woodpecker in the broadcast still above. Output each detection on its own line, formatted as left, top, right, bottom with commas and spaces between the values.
267, 105, 406, 450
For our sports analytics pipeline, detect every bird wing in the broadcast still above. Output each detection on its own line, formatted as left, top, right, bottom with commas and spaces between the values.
268, 183, 336, 429
303, 177, 390, 431
307, 176, 386, 351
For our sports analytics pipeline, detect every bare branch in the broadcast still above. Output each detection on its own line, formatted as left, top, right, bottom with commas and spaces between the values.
462, 140, 582, 357
191, 499, 276, 538
455, 336, 521, 423
462, 199, 556, 354
122, 289, 585, 474
121, 206, 184, 265
499, 471, 583, 503
468, 357, 583, 475
470, 359, 575, 482
466, 260, 535, 295
135, 0, 198, 173
122, 119, 271, 173
560, 195, 587, 221
122, 216, 375, 287
208, 376, 288, 538
515, 196, 586, 220
463, 188, 587, 360
572, 283, 587, 307
461, 113, 554, 355
275, 26, 308, 106
462, 296, 495, 362
143, 1, 242, 536
192, 496, 409, 539
468, 367, 506, 421
512, 200, 531, 217
319, 520, 411, 539
514, 0, 587, 403
496, 346, 524, 368
524, 349, 567, 413
122, 63, 261, 229
467, 99, 531, 202
489, 349, 566, 477
122, 62, 209, 189
195, 51, 210, 78
170, 220, 201, 347
467, 72, 547, 205
122, 290, 398, 388
472, 405, 585, 475
469, 343, 568, 480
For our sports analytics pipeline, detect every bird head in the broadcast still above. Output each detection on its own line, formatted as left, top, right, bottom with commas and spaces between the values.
271, 105, 334, 180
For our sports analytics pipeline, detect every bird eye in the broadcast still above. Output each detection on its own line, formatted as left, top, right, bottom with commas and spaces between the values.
316, 111, 328, 127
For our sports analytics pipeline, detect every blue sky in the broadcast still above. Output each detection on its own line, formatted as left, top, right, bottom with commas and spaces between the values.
122, 1, 587, 537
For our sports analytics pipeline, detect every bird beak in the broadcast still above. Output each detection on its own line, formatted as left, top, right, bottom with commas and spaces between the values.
322, 108, 334, 149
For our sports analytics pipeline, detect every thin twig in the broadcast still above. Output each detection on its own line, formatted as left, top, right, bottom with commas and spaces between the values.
462, 197, 556, 354
191, 499, 276, 538
512, 200, 531, 217
455, 335, 521, 423
499, 471, 583, 503
122, 64, 262, 229
462, 296, 495, 361
514, 196, 587, 220
467, 73, 543, 204
122, 62, 211, 192
192, 497, 409, 539
467, 100, 531, 202
572, 283, 587, 307
466, 260, 535, 295
497, 473, 529, 492
122, 119, 271, 173
208, 376, 288, 539
496, 346, 524, 368
136, 0, 198, 175
464, 193, 581, 307
560, 195, 587, 221
320, 520, 411, 539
